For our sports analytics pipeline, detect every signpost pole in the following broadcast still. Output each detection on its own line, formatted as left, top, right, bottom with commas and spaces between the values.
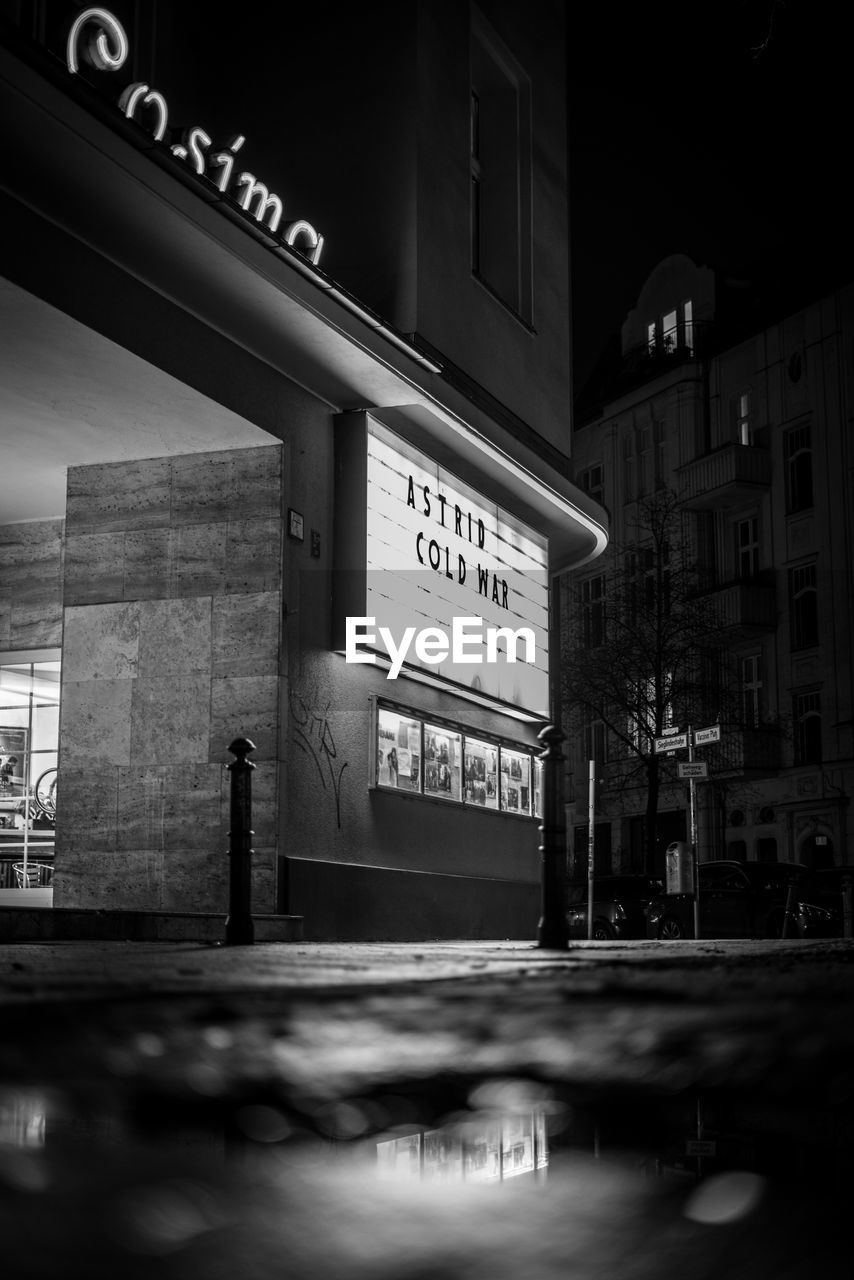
688, 726, 700, 940
587, 760, 596, 941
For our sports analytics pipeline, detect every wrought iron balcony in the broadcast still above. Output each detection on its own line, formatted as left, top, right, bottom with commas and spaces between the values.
677, 443, 772, 509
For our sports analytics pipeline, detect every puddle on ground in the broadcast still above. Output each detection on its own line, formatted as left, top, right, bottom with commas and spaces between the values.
1, 1074, 851, 1278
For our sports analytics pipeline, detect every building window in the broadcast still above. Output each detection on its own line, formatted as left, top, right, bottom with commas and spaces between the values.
793, 691, 822, 765
653, 421, 666, 489
741, 653, 762, 727
622, 432, 636, 502
683, 300, 694, 352
784, 425, 813, 513
470, 13, 532, 321
581, 575, 606, 648
627, 674, 673, 753
579, 465, 604, 506
733, 391, 753, 446
735, 516, 760, 580
637, 427, 652, 497
0, 656, 60, 889
627, 545, 670, 626
647, 300, 693, 356
789, 563, 818, 650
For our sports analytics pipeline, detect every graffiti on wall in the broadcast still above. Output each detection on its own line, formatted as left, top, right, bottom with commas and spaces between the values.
289, 686, 348, 828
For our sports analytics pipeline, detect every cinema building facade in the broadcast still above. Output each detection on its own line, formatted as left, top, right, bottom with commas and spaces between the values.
0, 3, 606, 939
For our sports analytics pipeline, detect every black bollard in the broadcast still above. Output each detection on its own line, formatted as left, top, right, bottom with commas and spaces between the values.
843, 875, 853, 939
225, 737, 256, 946
537, 724, 569, 949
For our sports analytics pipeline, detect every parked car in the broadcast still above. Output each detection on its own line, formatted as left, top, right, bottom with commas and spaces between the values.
567, 875, 665, 940
805, 867, 853, 929
646, 860, 841, 940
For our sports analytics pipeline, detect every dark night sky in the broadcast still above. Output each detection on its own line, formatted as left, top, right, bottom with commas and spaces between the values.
566, 1, 851, 393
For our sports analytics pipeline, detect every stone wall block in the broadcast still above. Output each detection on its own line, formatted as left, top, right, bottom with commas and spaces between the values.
250, 849, 277, 914
224, 445, 283, 519
58, 849, 165, 910
0, 520, 63, 605
123, 528, 173, 599
137, 597, 212, 679
160, 848, 229, 914
130, 674, 211, 765
66, 458, 171, 533
59, 679, 133, 766
63, 602, 140, 681
64, 532, 125, 605
170, 446, 282, 527
173, 523, 228, 597
10, 603, 62, 648
209, 675, 279, 763
169, 453, 232, 526
115, 765, 169, 853
225, 518, 283, 593
211, 592, 280, 677
0, 521, 63, 642
53, 764, 119, 853
162, 763, 224, 852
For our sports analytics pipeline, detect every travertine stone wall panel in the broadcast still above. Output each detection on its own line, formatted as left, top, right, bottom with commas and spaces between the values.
0, 519, 63, 648
56, 444, 284, 913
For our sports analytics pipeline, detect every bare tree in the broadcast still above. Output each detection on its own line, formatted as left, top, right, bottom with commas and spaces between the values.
561, 489, 739, 875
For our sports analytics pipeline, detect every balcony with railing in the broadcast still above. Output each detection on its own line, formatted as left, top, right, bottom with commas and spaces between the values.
713, 725, 783, 778
678, 442, 772, 510
706, 576, 778, 633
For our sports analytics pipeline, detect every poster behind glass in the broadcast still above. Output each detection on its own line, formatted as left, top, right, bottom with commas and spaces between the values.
376, 707, 421, 792
0, 728, 27, 800
463, 736, 498, 809
423, 724, 462, 802
500, 747, 531, 816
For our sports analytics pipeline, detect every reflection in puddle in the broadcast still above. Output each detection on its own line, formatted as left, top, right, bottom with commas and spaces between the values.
0, 1087, 46, 1147
0, 1079, 850, 1277
377, 1109, 548, 1183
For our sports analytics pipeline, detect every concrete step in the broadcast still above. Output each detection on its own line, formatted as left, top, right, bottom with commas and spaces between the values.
0, 906, 303, 943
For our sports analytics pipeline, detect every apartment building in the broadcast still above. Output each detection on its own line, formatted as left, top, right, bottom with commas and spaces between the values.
564, 254, 853, 875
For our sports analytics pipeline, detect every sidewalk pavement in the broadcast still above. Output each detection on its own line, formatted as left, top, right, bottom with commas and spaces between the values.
2, 934, 853, 1003
2, 938, 853, 1280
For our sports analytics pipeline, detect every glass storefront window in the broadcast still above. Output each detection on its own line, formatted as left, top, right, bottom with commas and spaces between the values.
463, 736, 499, 810
423, 724, 462, 801
500, 747, 531, 816
372, 699, 540, 818
376, 707, 422, 792
0, 656, 60, 893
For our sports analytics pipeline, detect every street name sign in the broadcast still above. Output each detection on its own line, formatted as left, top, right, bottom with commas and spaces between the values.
654, 733, 688, 753
694, 725, 722, 745
678, 761, 708, 779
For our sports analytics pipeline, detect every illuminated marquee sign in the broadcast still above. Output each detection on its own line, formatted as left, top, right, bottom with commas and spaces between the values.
362, 423, 550, 715
65, 8, 324, 264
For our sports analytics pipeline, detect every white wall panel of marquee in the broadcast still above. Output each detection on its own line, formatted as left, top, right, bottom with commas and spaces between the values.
364, 421, 550, 715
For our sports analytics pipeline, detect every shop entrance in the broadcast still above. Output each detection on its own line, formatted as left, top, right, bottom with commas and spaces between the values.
0, 654, 59, 902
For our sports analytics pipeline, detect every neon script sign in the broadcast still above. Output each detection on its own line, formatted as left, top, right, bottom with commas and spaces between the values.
66, 8, 324, 265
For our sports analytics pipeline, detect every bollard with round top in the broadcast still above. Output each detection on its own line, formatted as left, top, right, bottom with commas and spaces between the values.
537, 724, 569, 950
225, 737, 256, 946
